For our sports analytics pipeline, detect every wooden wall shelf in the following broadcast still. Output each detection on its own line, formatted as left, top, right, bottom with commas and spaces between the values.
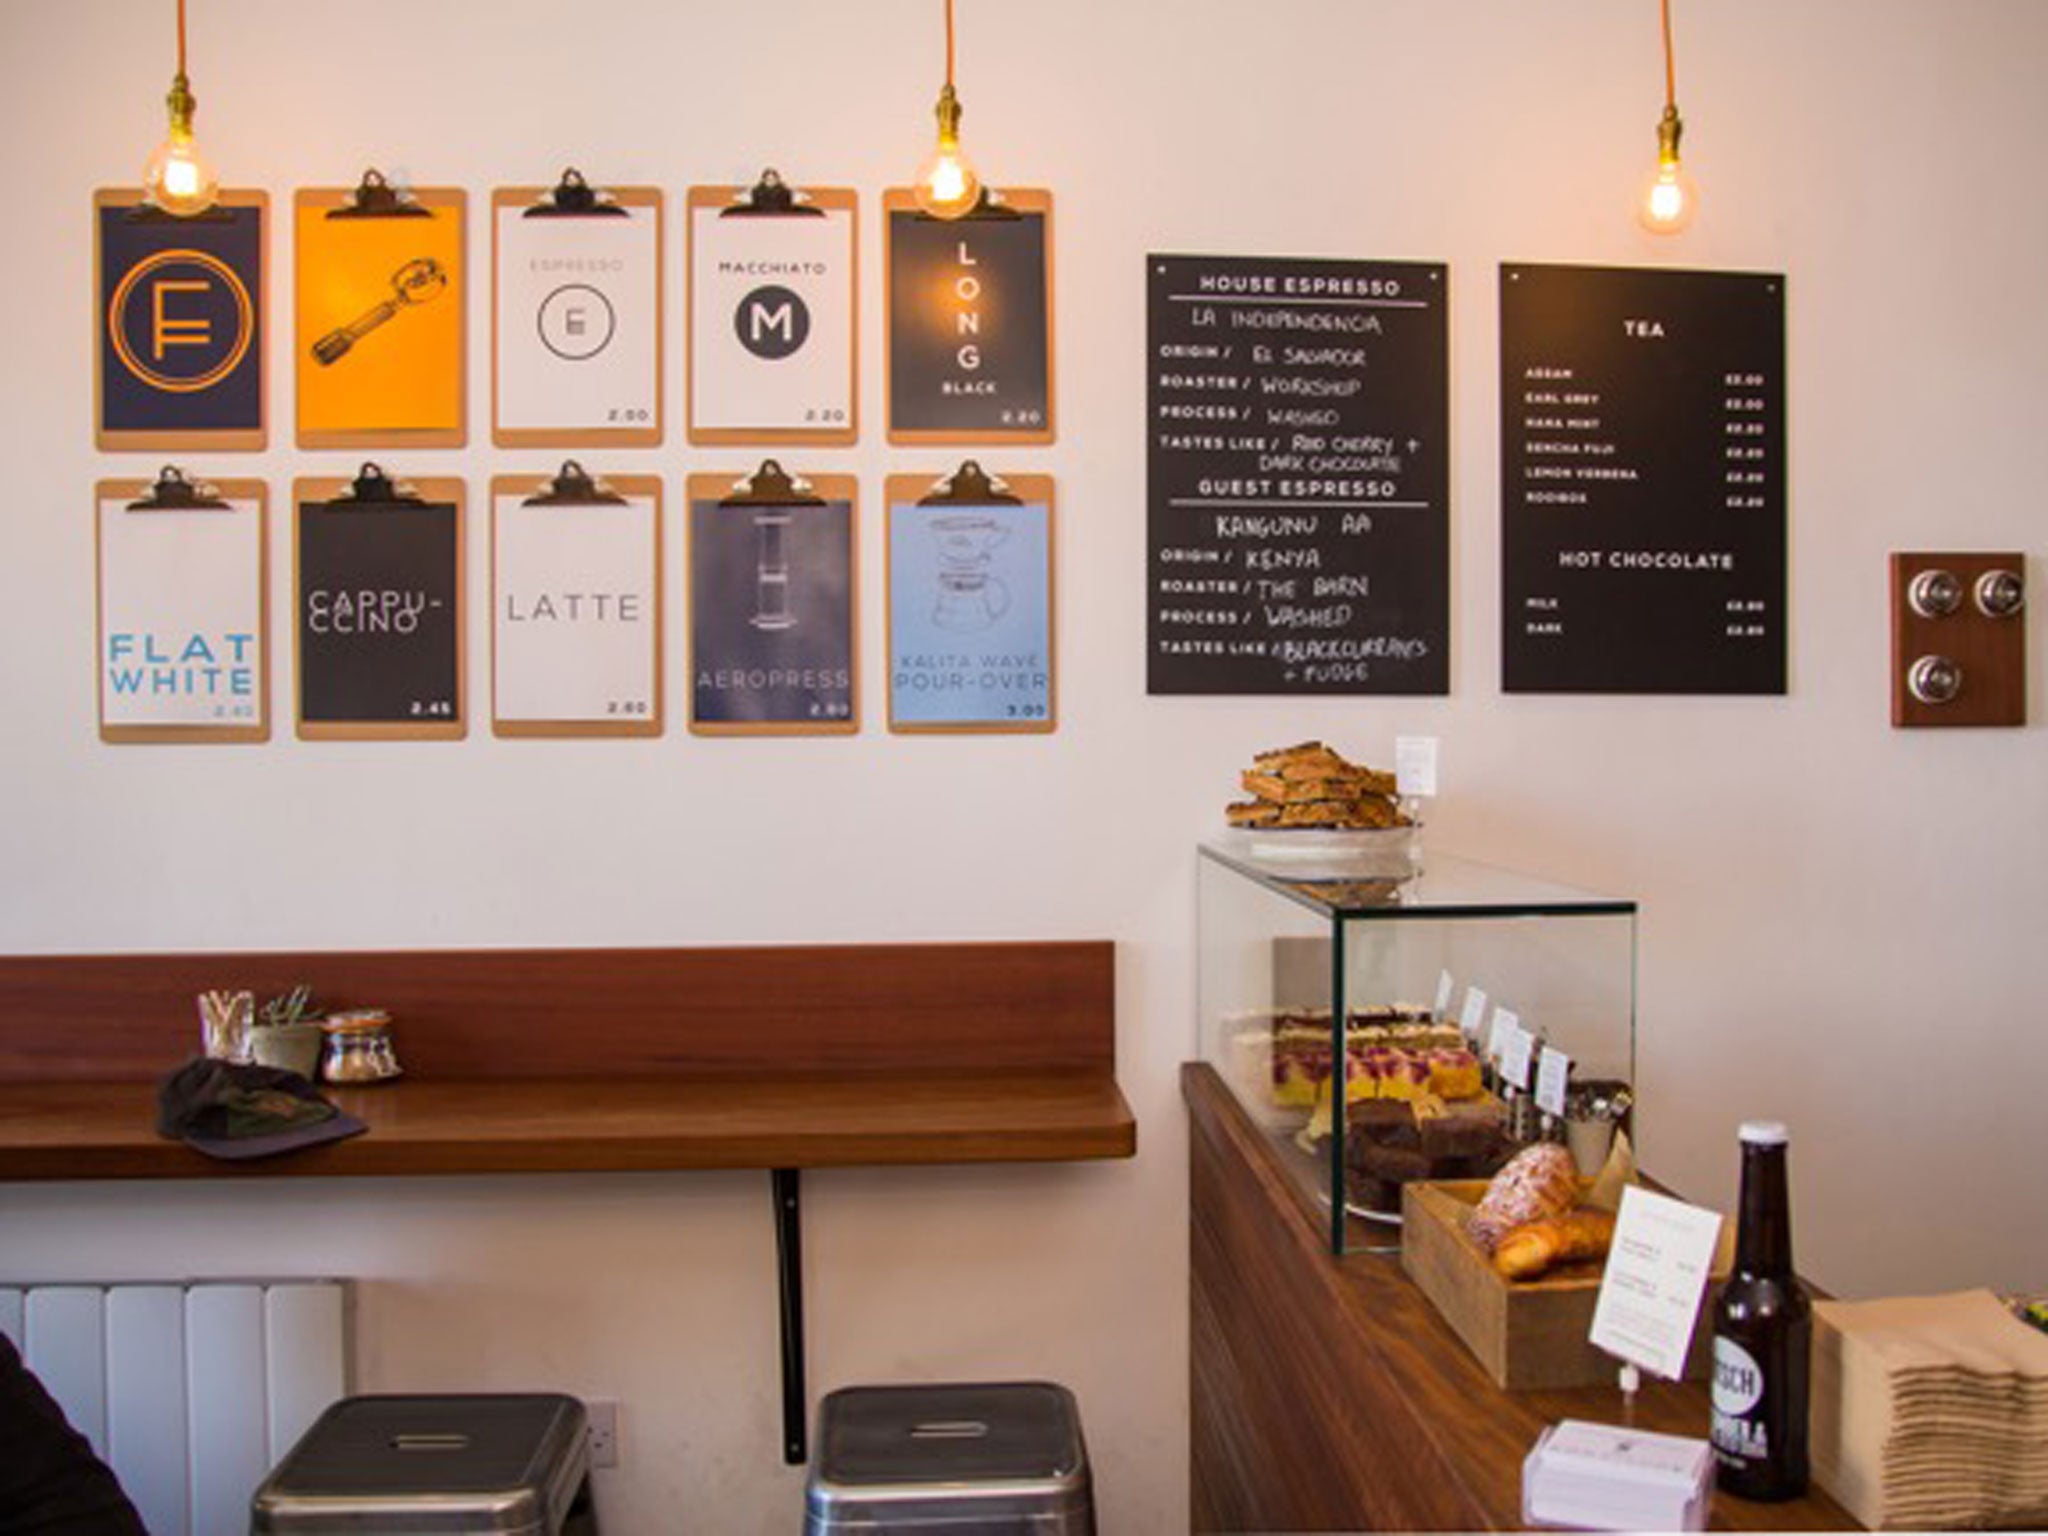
0, 940, 1133, 1180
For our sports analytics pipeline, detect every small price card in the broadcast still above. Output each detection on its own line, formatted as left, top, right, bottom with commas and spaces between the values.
1498, 1015, 1535, 1090
1461, 986, 1491, 1046
1395, 734, 1440, 797
1535, 1046, 1572, 1117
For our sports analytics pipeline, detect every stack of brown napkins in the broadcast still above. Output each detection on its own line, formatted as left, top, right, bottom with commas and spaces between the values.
1812, 1289, 2048, 1529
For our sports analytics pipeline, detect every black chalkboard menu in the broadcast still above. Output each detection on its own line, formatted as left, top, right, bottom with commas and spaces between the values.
1500, 263, 1785, 693
294, 473, 465, 738
886, 190, 1054, 445
1147, 254, 1448, 695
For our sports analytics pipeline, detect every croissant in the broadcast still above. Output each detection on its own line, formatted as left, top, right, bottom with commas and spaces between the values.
1492, 1208, 1618, 1281
1468, 1141, 1580, 1252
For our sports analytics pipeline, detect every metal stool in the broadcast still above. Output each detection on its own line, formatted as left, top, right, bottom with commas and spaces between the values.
805, 1381, 1094, 1534
251, 1393, 597, 1535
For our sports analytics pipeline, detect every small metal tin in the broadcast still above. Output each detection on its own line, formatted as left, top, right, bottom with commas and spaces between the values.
320, 1009, 402, 1084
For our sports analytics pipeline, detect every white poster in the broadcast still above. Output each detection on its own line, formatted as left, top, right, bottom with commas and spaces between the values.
688, 192, 856, 440
491, 486, 660, 732
96, 486, 266, 738
494, 194, 662, 441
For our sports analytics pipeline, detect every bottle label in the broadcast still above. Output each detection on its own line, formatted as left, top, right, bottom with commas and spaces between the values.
1711, 1336, 1768, 1461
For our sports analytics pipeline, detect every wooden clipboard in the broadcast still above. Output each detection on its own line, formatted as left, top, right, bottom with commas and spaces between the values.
292, 469, 466, 740
491, 173, 664, 450
685, 463, 859, 737
884, 464, 1056, 735
686, 175, 859, 448
489, 464, 664, 739
94, 189, 268, 452
295, 173, 467, 451
882, 186, 1056, 448
94, 469, 269, 744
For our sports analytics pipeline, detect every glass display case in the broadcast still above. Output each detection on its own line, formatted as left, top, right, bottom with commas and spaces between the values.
1197, 841, 1637, 1255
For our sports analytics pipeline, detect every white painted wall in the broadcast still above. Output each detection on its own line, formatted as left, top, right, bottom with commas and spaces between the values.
3, 1, 2044, 1529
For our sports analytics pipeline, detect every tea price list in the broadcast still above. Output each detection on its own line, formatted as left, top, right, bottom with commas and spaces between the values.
1500, 263, 1786, 694
1146, 254, 1449, 695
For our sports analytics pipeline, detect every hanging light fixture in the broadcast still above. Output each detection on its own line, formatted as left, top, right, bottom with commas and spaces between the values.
142, 0, 220, 216
1637, 0, 1698, 234
913, 0, 982, 219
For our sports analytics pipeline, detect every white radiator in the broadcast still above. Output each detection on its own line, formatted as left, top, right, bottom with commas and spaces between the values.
0, 1280, 348, 1536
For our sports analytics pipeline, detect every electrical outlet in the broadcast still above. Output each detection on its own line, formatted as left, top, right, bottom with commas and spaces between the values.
586, 1399, 620, 1469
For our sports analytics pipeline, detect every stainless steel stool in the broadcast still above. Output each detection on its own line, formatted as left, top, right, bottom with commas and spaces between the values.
805, 1381, 1094, 1534
251, 1393, 597, 1535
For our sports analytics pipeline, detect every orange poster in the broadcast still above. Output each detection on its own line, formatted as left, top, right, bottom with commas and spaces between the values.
295, 173, 465, 448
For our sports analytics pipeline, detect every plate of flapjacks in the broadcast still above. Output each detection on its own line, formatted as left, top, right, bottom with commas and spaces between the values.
1223, 740, 1421, 869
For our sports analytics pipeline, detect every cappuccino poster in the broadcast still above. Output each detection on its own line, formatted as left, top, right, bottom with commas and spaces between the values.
885, 479, 1054, 733
885, 190, 1054, 444
492, 188, 663, 446
687, 187, 856, 443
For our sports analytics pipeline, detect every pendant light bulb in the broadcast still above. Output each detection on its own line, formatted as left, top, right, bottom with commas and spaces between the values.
1637, 105, 1697, 235
143, 72, 219, 217
915, 83, 981, 219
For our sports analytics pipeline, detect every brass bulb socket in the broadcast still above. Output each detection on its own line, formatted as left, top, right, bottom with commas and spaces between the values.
165, 71, 197, 135
1656, 104, 1683, 167
933, 82, 964, 146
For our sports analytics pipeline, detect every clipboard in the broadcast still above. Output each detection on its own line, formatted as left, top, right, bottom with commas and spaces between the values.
492, 170, 664, 450
489, 461, 664, 739
292, 464, 466, 740
94, 188, 267, 452
686, 171, 859, 448
95, 467, 269, 743
885, 463, 1056, 735
295, 171, 466, 451
685, 460, 859, 736
882, 186, 1055, 448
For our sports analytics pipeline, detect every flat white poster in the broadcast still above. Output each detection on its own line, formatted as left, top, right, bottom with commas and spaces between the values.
689, 195, 855, 440
491, 488, 660, 732
494, 195, 661, 442
96, 487, 266, 738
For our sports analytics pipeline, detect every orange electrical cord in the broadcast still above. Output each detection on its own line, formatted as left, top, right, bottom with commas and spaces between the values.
1660, 0, 1676, 110
944, 0, 957, 89
177, 0, 189, 76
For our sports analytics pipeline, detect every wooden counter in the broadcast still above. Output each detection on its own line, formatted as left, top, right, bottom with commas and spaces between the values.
1185, 1061, 1855, 1533
0, 941, 1134, 1179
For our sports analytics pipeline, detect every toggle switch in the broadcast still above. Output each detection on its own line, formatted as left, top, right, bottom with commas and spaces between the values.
1907, 655, 1962, 705
1975, 568, 2024, 618
1890, 552, 2026, 727
1908, 568, 1962, 618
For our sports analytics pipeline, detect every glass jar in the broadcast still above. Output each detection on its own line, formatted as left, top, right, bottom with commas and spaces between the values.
320, 1009, 402, 1084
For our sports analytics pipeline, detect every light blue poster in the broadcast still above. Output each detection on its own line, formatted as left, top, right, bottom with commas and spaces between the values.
888, 497, 1053, 730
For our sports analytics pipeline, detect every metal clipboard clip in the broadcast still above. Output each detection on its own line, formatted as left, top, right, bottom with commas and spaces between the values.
524, 167, 628, 219
912, 185, 1020, 223
722, 168, 825, 219
719, 459, 824, 508
524, 461, 628, 507
125, 465, 230, 511
326, 168, 433, 220
325, 462, 426, 508
917, 460, 1021, 506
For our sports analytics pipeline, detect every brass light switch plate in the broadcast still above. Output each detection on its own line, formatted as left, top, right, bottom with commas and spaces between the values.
1890, 551, 2026, 727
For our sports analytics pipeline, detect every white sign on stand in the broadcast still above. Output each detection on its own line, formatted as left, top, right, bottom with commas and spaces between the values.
1588, 1186, 1724, 1381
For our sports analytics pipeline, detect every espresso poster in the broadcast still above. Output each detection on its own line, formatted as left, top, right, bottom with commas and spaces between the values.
1500, 263, 1786, 694
1147, 253, 1449, 695
886, 191, 1053, 444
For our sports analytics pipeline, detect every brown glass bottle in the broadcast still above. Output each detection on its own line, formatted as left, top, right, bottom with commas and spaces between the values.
1710, 1121, 1810, 1500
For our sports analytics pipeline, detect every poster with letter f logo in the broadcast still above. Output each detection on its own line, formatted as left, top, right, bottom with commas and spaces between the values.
95, 189, 266, 450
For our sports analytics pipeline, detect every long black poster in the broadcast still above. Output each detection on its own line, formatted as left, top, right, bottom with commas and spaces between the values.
1500, 263, 1786, 693
1147, 254, 1448, 695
